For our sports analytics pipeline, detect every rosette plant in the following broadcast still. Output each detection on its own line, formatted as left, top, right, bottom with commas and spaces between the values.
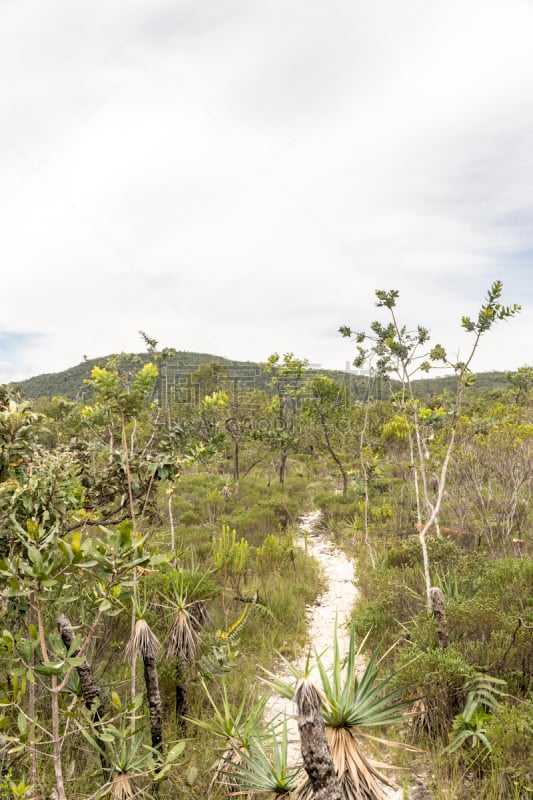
263, 621, 417, 800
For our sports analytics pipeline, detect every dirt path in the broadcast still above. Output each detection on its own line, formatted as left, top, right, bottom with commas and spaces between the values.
266, 510, 402, 799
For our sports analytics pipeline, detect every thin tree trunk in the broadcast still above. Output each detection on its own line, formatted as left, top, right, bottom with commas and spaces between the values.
175, 662, 188, 733
121, 414, 139, 724
320, 416, 348, 494
50, 681, 67, 800
279, 449, 288, 485
28, 602, 38, 791
295, 680, 342, 800
168, 487, 176, 560
233, 440, 239, 483
430, 587, 449, 649
142, 653, 163, 753
359, 387, 376, 569
57, 614, 110, 776
36, 602, 66, 800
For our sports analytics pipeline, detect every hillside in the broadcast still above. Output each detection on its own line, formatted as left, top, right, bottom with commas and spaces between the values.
12, 351, 511, 401
13, 351, 236, 401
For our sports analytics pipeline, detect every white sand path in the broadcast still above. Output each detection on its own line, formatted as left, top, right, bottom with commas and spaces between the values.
265, 510, 402, 799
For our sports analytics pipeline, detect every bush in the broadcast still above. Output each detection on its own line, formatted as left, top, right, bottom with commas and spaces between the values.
382, 536, 463, 572
313, 490, 363, 532
482, 700, 533, 798
179, 509, 202, 526
395, 645, 478, 742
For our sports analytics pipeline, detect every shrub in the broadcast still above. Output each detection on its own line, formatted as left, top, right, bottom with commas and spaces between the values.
179, 509, 202, 526
382, 536, 463, 572
394, 645, 478, 741
482, 700, 533, 798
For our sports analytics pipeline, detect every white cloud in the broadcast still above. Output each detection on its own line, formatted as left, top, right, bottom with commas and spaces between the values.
0, 0, 531, 382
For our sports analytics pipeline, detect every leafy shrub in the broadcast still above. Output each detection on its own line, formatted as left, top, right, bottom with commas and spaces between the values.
443, 558, 533, 687
382, 536, 463, 572
179, 509, 202, 526
482, 700, 533, 798
394, 645, 478, 741
255, 533, 293, 576
313, 490, 363, 532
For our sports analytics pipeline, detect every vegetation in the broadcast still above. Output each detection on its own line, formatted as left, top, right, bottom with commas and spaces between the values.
0, 282, 531, 799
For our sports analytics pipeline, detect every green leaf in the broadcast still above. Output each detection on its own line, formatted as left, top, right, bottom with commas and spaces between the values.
34, 662, 65, 677
17, 711, 27, 734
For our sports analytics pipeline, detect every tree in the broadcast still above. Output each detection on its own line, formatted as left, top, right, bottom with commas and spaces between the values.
303, 375, 350, 494
340, 281, 520, 608
261, 353, 309, 485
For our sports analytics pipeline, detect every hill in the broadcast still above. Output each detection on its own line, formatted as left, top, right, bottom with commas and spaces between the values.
12, 352, 512, 402
13, 351, 236, 401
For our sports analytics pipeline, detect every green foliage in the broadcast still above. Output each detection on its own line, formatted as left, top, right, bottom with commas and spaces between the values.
220, 718, 300, 796
483, 700, 533, 797
212, 525, 249, 590
460, 280, 521, 336
445, 674, 506, 758
381, 537, 463, 571
255, 533, 293, 575
77, 693, 185, 781
396, 645, 478, 741
0, 394, 40, 482
86, 361, 158, 419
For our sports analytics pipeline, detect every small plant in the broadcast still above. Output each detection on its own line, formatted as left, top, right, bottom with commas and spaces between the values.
221, 718, 300, 797
212, 525, 250, 599
445, 673, 506, 758
189, 679, 271, 793
435, 568, 480, 604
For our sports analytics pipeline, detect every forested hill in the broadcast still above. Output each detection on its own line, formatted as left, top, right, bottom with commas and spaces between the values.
14, 352, 235, 400
13, 351, 511, 401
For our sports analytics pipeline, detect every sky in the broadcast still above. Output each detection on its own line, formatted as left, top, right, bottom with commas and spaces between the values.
1, 0, 532, 384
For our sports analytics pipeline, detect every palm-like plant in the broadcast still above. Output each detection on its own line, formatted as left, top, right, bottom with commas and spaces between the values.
77, 695, 185, 800
125, 613, 162, 753
163, 568, 213, 726
189, 679, 276, 795
444, 673, 506, 759
220, 718, 301, 797
264, 622, 417, 800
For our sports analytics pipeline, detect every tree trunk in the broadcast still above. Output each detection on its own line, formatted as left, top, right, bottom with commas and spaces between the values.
430, 587, 449, 649
57, 615, 103, 711
320, 416, 348, 495
28, 605, 38, 791
142, 652, 163, 753
57, 614, 110, 777
279, 449, 288, 485
233, 440, 239, 483
175, 662, 188, 733
295, 680, 342, 800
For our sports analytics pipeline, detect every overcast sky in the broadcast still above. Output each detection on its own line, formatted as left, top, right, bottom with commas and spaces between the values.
1, 0, 532, 384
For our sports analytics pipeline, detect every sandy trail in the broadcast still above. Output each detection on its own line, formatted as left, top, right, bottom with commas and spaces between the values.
265, 510, 402, 799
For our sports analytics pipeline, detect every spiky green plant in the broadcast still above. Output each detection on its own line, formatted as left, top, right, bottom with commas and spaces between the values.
444, 673, 506, 759
220, 718, 301, 796
125, 617, 162, 752
77, 694, 185, 798
188, 679, 273, 794
263, 621, 418, 800
162, 568, 212, 726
